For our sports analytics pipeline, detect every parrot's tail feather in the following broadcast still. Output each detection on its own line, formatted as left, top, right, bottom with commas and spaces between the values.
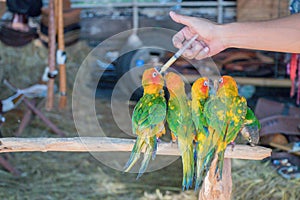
195, 155, 205, 191
195, 147, 216, 191
124, 137, 145, 172
137, 152, 151, 179
152, 137, 158, 160
193, 142, 198, 161
204, 147, 216, 172
137, 136, 157, 179
215, 150, 225, 180
124, 153, 140, 173
180, 141, 194, 191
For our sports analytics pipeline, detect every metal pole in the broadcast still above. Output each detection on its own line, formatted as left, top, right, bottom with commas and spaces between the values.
217, 0, 224, 23
133, 0, 138, 30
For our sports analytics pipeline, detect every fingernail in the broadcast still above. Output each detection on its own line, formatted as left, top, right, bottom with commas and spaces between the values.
175, 43, 182, 48
203, 47, 209, 53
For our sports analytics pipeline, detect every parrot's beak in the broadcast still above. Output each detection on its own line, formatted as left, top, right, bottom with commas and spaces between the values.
161, 70, 167, 77
154, 66, 160, 73
213, 79, 219, 91
208, 79, 214, 89
208, 79, 216, 95
156, 66, 165, 76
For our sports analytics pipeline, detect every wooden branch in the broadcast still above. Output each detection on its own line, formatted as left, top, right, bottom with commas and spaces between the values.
0, 137, 271, 159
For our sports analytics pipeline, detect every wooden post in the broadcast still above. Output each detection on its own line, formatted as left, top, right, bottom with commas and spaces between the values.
46, 0, 56, 110
199, 157, 232, 200
57, 0, 67, 109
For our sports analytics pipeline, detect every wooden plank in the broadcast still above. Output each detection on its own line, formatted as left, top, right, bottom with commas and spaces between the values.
0, 137, 271, 160
185, 75, 291, 88
237, 0, 290, 22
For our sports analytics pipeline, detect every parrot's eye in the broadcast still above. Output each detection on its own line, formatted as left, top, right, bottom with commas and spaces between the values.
248, 137, 252, 143
203, 81, 208, 87
152, 72, 158, 77
218, 78, 223, 84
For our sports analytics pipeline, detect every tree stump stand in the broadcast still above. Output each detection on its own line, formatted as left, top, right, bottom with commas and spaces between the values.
0, 137, 271, 199
199, 157, 232, 200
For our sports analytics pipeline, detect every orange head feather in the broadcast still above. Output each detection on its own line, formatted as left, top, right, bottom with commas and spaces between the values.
142, 68, 164, 94
165, 72, 185, 97
217, 75, 238, 96
191, 77, 209, 100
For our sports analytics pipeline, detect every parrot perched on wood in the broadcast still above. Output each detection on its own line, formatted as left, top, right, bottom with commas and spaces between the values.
191, 77, 213, 190
240, 107, 261, 146
204, 75, 248, 180
165, 72, 195, 190
124, 67, 166, 179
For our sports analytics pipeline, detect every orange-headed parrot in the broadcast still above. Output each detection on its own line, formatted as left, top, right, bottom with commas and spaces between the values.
204, 75, 247, 180
165, 72, 195, 190
191, 77, 216, 190
124, 68, 166, 179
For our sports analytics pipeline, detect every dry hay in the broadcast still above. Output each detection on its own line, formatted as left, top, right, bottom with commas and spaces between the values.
232, 159, 300, 200
0, 39, 91, 99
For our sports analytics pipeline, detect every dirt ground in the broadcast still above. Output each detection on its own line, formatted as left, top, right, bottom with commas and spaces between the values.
0, 40, 299, 200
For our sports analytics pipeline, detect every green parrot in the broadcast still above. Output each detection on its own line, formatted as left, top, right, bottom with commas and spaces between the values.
165, 72, 195, 190
191, 77, 213, 190
124, 68, 166, 179
240, 107, 261, 146
204, 75, 248, 180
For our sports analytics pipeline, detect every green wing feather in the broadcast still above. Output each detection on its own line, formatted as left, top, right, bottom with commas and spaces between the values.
203, 95, 247, 180
126, 92, 166, 178
132, 94, 166, 136
223, 96, 248, 143
192, 99, 208, 137
243, 107, 261, 128
240, 107, 261, 145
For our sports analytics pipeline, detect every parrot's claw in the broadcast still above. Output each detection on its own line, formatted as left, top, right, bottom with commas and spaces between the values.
216, 173, 222, 182
156, 138, 162, 143
229, 141, 236, 151
171, 132, 177, 143
170, 140, 178, 148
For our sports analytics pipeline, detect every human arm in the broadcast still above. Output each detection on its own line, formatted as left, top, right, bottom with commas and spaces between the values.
170, 11, 300, 60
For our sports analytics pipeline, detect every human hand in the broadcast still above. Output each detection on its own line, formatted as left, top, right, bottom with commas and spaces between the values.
169, 11, 226, 60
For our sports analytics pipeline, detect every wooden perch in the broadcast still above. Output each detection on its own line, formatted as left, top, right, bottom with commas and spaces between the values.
0, 137, 271, 200
0, 137, 271, 160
